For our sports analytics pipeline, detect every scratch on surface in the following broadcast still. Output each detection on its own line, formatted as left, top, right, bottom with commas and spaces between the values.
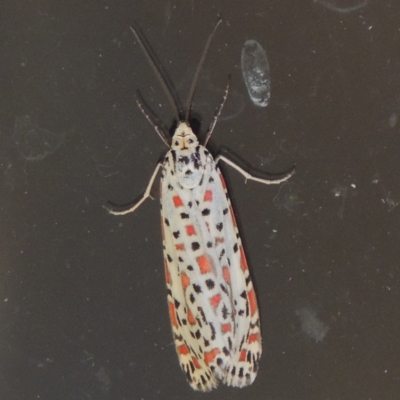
273, 182, 303, 213
296, 307, 330, 343
331, 185, 348, 219
371, 172, 399, 212
381, 191, 399, 212
314, 0, 369, 13
12, 115, 65, 161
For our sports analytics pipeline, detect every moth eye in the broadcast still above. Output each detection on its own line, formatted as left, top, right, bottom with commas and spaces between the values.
175, 141, 179, 146
188, 139, 194, 144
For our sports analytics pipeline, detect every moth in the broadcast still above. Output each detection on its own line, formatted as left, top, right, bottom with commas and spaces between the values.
105, 19, 294, 391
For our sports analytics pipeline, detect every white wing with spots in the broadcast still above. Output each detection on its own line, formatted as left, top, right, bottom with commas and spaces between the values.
160, 146, 261, 391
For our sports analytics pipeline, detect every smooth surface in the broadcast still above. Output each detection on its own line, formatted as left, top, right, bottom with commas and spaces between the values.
1, 1, 400, 399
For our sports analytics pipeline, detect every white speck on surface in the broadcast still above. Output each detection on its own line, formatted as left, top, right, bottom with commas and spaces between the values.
389, 112, 397, 128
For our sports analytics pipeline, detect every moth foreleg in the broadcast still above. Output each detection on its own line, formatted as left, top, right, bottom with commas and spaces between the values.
104, 162, 163, 215
215, 154, 295, 185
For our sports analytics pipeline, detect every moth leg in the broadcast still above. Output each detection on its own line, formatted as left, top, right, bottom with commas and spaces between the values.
104, 162, 163, 215
215, 154, 295, 185
204, 77, 230, 146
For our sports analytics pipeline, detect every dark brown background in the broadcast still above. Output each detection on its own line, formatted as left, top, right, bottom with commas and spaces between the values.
1, 1, 400, 399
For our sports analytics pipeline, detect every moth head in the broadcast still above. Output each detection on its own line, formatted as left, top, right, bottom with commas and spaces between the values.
171, 122, 199, 151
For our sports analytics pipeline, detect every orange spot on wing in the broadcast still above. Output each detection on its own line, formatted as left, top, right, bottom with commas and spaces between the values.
175, 243, 185, 251
173, 195, 183, 207
185, 225, 196, 236
204, 348, 220, 365
219, 173, 227, 189
192, 357, 201, 369
229, 206, 237, 227
222, 266, 230, 283
164, 260, 171, 284
248, 289, 257, 316
248, 333, 259, 343
221, 323, 231, 333
196, 255, 212, 274
178, 344, 190, 355
240, 246, 248, 270
210, 294, 221, 309
215, 237, 224, 245
187, 309, 196, 325
168, 302, 178, 328
239, 350, 247, 362
203, 190, 213, 202
181, 273, 190, 290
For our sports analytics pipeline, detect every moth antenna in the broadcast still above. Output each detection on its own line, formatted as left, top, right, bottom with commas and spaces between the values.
130, 24, 181, 123
184, 18, 222, 122
135, 93, 171, 147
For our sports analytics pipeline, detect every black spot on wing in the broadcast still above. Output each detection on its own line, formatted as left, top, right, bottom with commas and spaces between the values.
193, 284, 202, 294
220, 284, 228, 295
247, 351, 252, 363
210, 323, 216, 340
189, 361, 195, 374
198, 307, 207, 323
179, 156, 190, 164
205, 279, 215, 290
222, 304, 228, 319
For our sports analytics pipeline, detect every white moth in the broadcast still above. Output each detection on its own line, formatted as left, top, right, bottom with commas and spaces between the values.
105, 19, 294, 391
